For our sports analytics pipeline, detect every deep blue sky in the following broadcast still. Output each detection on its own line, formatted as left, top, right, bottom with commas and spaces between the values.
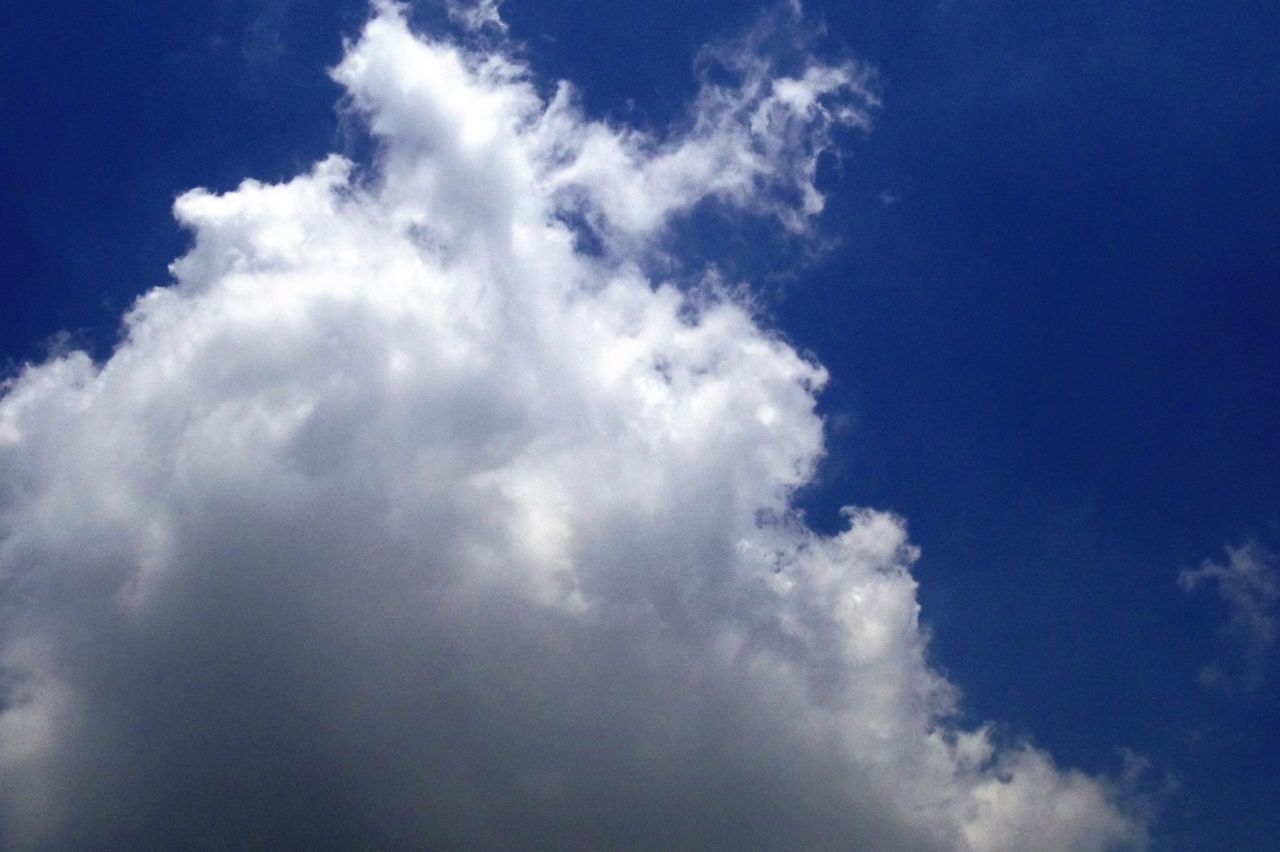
3, 1, 1278, 847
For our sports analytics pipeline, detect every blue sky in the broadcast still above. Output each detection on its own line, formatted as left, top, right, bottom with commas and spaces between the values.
2, 1, 1278, 848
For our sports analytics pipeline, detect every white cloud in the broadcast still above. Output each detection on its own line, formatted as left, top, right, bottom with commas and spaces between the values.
1179, 542, 1279, 692
445, 0, 506, 33
0, 4, 1146, 849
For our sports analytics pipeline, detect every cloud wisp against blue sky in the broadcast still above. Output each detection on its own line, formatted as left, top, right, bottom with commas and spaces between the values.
1179, 543, 1279, 694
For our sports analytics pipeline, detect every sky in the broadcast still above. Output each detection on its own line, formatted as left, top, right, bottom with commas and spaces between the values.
1, 1, 1277, 849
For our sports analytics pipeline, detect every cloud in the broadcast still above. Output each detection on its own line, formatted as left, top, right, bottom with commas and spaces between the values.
445, 0, 506, 33
0, 4, 1146, 849
1179, 542, 1279, 693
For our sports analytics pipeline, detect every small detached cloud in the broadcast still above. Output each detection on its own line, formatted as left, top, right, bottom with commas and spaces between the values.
445, 0, 506, 33
0, 4, 1146, 849
1179, 542, 1280, 693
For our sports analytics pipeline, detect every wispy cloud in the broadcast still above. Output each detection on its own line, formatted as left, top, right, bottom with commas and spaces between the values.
1179, 542, 1280, 693
445, 0, 507, 33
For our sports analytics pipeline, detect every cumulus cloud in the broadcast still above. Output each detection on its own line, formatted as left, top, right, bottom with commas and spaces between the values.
0, 4, 1146, 849
1179, 542, 1279, 692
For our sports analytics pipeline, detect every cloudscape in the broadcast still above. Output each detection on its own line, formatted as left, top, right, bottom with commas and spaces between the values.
2, 1, 1277, 849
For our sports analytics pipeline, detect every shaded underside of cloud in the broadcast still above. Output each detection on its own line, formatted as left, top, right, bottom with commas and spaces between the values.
0, 4, 1146, 849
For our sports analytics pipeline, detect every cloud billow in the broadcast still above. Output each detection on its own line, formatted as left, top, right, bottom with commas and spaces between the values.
0, 4, 1145, 849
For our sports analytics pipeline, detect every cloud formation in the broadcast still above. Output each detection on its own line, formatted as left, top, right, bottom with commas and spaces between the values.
0, 4, 1146, 849
445, 0, 506, 33
1179, 542, 1279, 693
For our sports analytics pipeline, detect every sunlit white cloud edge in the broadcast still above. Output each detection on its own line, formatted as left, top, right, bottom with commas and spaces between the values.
0, 3, 1148, 848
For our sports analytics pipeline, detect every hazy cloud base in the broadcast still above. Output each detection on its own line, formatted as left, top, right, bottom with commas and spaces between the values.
0, 4, 1146, 849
